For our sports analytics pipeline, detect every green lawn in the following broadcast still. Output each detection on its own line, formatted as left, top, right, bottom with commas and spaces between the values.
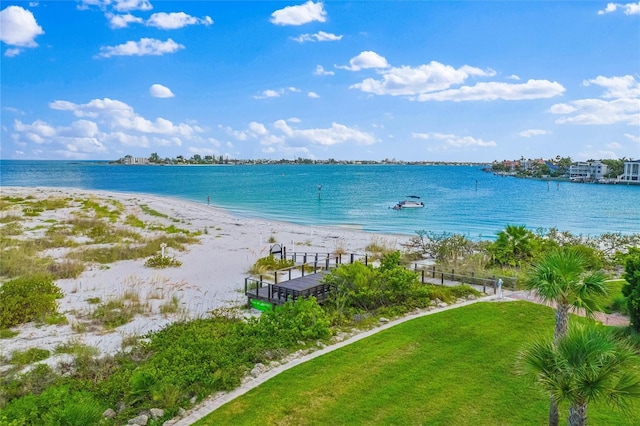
196, 301, 640, 426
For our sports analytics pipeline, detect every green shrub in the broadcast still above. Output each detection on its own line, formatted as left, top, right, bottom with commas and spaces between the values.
145, 253, 182, 268
0, 247, 55, 279
252, 298, 332, 347
1, 385, 103, 426
0, 328, 19, 339
10, 348, 51, 365
92, 299, 143, 329
0, 275, 63, 328
248, 255, 294, 275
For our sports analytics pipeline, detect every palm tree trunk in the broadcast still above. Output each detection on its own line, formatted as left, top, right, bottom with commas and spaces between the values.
554, 303, 570, 343
549, 303, 570, 425
548, 397, 559, 426
568, 403, 587, 426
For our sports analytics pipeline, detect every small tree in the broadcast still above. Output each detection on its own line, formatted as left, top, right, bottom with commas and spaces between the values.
622, 247, 640, 332
519, 324, 640, 426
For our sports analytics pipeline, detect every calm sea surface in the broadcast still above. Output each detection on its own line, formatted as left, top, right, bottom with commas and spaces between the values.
1, 160, 638, 239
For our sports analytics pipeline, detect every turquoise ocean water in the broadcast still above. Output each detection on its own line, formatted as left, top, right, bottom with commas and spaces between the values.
0, 160, 638, 239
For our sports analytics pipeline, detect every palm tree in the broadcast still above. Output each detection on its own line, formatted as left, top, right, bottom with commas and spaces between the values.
527, 248, 608, 342
526, 248, 608, 425
519, 324, 640, 426
492, 224, 537, 267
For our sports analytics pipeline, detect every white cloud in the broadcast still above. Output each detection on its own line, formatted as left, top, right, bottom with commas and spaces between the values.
228, 119, 376, 149
106, 13, 143, 29
274, 120, 376, 146
507, 74, 521, 81
624, 133, 640, 143
292, 31, 342, 43
14, 119, 56, 139
314, 65, 334, 76
415, 79, 565, 102
0, 6, 44, 47
147, 12, 213, 30
412, 132, 496, 148
598, 2, 640, 15
551, 75, 640, 125
552, 98, 640, 125
583, 75, 640, 98
308, 91, 320, 98
98, 38, 184, 57
77, 0, 107, 11
49, 97, 201, 138
253, 87, 300, 99
149, 84, 175, 98
113, 0, 153, 12
249, 122, 268, 136
578, 150, 619, 160
4, 48, 21, 57
352, 61, 494, 96
519, 129, 548, 137
606, 142, 622, 149
270, 1, 326, 26
339, 51, 389, 71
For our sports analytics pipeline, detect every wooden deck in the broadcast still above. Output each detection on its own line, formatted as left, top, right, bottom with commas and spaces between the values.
245, 272, 333, 309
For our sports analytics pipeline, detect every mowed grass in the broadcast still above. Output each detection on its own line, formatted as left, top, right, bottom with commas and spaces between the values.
196, 302, 640, 426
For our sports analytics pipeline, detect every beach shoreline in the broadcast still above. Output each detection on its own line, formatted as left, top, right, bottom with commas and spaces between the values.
0, 186, 412, 363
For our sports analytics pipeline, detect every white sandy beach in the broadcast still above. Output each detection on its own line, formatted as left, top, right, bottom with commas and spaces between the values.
0, 186, 412, 365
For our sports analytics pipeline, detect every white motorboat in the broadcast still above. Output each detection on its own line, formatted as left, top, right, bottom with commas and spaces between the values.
392, 196, 424, 209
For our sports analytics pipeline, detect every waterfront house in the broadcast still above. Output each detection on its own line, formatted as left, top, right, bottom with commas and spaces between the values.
569, 161, 608, 181
620, 159, 640, 183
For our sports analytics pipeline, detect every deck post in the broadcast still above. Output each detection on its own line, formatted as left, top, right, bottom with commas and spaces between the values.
339, 253, 342, 264
326, 258, 330, 270
421, 269, 425, 284
441, 273, 444, 285
414, 263, 417, 271
304, 253, 307, 264
314, 261, 317, 273
482, 279, 486, 293
288, 269, 292, 281
274, 272, 278, 284
350, 253, 354, 264
244, 277, 247, 295
365, 255, 368, 266
301, 264, 305, 277
432, 265, 435, 278
282, 247, 286, 260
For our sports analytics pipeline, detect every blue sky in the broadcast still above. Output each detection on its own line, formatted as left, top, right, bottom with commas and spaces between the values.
1, 1, 639, 162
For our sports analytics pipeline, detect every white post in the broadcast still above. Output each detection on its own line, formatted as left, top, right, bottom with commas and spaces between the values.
161, 242, 167, 258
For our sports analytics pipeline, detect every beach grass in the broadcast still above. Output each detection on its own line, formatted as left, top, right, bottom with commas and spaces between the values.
195, 302, 639, 426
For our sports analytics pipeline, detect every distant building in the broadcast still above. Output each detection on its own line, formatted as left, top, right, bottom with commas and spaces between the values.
620, 160, 640, 183
122, 155, 148, 165
569, 161, 608, 181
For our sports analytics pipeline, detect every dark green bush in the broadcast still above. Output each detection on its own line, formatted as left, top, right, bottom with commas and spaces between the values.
252, 298, 332, 347
0, 275, 63, 328
1, 385, 103, 426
